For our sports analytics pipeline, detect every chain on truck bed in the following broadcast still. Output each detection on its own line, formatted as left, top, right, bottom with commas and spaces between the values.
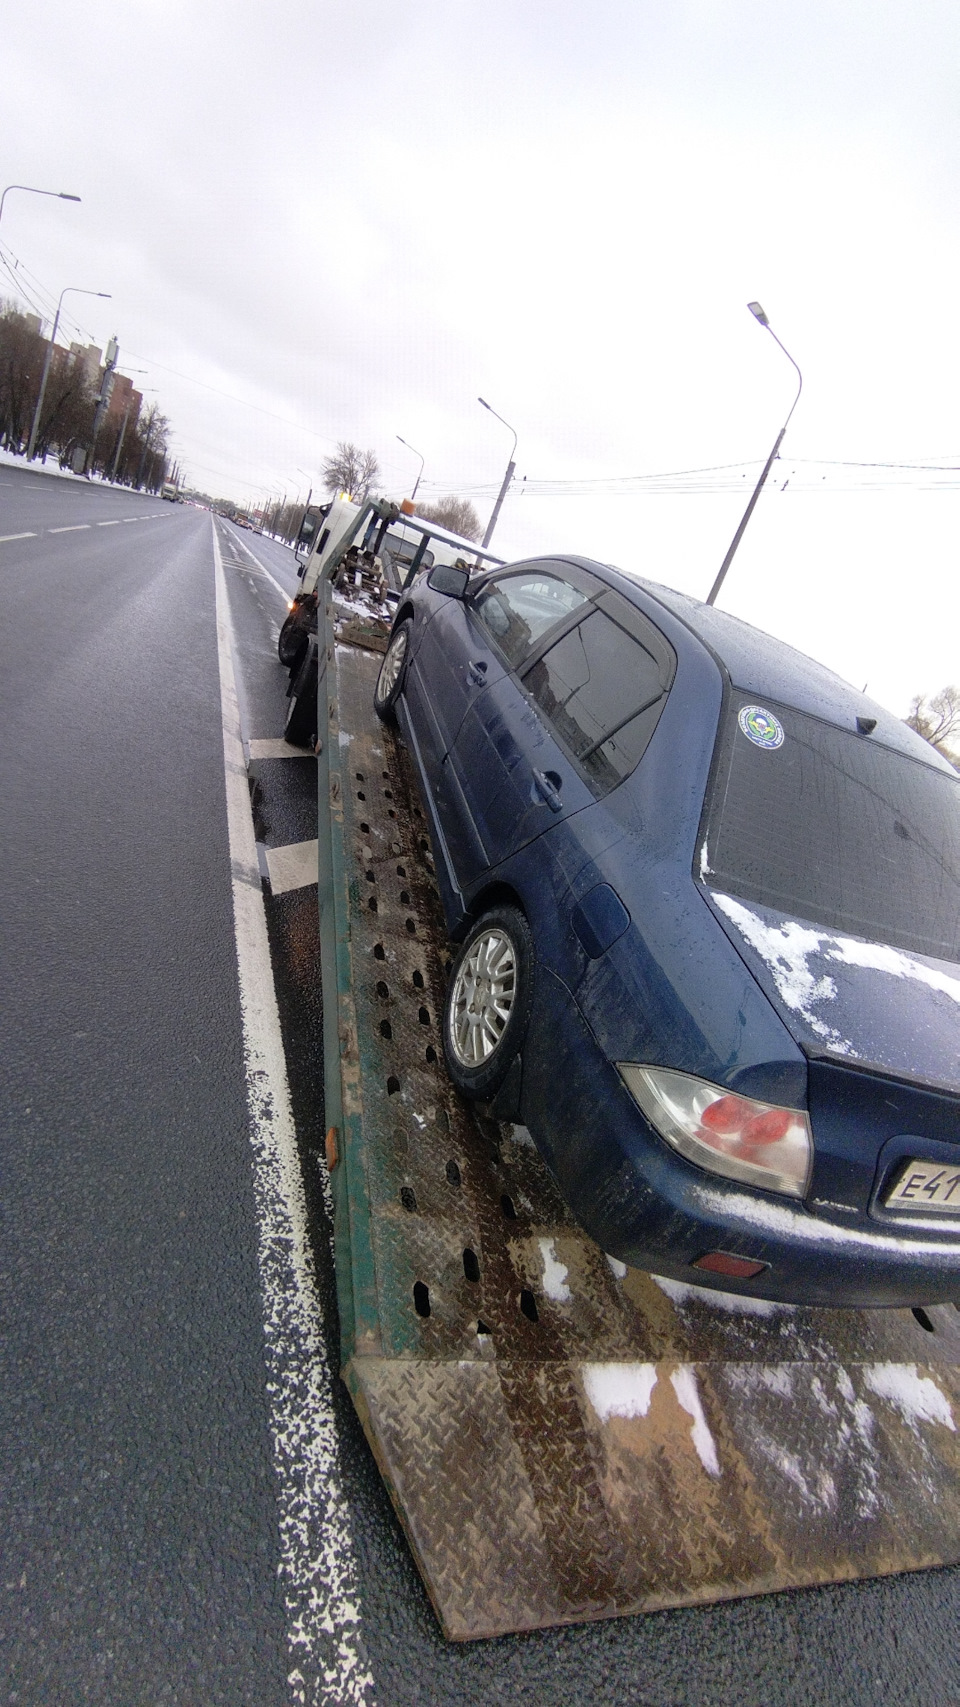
317, 586, 960, 1642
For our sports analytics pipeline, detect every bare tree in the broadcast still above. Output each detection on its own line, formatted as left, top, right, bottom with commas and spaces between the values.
415, 495, 482, 541
906, 685, 960, 765
320, 441, 380, 503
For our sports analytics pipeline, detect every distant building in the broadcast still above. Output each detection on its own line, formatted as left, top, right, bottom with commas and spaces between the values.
68, 342, 102, 388
103, 371, 142, 433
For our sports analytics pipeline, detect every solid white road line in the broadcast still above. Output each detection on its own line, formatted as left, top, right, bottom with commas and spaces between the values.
265, 840, 319, 895
212, 522, 374, 1707
0, 532, 36, 542
249, 738, 317, 761
49, 524, 92, 533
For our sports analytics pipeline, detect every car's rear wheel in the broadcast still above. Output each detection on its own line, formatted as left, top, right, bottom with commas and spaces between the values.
442, 905, 534, 1099
373, 620, 411, 722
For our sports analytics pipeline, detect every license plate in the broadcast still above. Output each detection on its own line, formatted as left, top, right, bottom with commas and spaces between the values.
885, 1159, 960, 1214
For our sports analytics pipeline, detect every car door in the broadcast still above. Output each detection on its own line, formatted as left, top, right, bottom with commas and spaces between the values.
441, 580, 677, 887
435, 565, 594, 882
402, 591, 506, 782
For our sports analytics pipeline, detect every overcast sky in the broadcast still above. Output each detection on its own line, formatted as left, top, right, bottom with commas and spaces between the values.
3, 1, 959, 718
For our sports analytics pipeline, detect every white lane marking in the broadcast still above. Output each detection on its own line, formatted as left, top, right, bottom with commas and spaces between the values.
227, 528, 294, 602
249, 738, 317, 761
265, 840, 319, 895
49, 524, 93, 532
212, 522, 374, 1706
0, 531, 36, 542
97, 519, 122, 526
121, 517, 143, 523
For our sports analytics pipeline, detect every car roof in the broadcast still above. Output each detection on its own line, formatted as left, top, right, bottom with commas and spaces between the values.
537, 554, 953, 773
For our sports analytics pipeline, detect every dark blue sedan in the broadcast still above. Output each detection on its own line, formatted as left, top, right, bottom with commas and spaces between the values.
373, 554, 960, 1307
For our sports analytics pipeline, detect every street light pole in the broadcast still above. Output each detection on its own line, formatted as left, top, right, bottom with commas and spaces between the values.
0, 184, 81, 228
396, 435, 425, 501
26, 285, 111, 462
706, 302, 803, 608
478, 397, 517, 550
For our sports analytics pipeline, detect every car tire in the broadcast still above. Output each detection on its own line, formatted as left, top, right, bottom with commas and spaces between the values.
284, 647, 319, 748
373, 620, 411, 723
442, 905, 534, 1100
278, 609, 309, 669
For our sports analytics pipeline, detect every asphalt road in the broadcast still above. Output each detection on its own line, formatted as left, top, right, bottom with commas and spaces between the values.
2, 463, 959, 1706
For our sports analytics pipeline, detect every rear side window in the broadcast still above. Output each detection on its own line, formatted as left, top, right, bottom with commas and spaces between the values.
472, 573, 589, 668
524, 607, 672, 793
703, 694, 960, 961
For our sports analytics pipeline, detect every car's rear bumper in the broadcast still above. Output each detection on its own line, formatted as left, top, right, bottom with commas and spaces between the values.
519, 967, 960, 1308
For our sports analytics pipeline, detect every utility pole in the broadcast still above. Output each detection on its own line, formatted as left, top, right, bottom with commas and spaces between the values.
478, 397, 517, 550
706, 302, 803, 607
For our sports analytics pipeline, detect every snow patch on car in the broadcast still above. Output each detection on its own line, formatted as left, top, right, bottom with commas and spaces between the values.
711, 894, 850, 1049
582, 1362, 658, 1422
713, 892, 960, 1053
862, 1363, 956, 1432
538, 1237, 572, 1303
691, 1184, 960, 1258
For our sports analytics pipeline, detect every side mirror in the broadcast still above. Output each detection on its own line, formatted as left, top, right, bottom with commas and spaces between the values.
427, 564, 470, 598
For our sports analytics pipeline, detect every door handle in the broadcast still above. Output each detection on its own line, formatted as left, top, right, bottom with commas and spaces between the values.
468, 660, 488, 685
533, 769, 563, 811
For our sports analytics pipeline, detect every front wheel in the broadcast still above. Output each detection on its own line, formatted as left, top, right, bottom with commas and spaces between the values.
373, 621, 411, 722
442, 905, 534, 1099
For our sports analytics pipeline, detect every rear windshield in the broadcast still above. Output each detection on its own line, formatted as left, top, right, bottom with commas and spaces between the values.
702, 695, 960, 962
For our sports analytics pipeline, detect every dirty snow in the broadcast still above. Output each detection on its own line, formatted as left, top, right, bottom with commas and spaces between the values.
605, 1253, 628, 1280
652, 1274, 794, 1317
582, 1362, 658, 1422
726, 1364, 879, 1516
863, 1363, 956, 1432
671, 1367, 721, 1476
538, 1237, 572, 1303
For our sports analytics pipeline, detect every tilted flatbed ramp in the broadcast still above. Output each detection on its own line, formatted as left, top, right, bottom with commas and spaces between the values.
315, 585, 960, 1641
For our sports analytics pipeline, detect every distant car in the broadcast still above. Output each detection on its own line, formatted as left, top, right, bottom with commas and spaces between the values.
374, 554, 960, 1307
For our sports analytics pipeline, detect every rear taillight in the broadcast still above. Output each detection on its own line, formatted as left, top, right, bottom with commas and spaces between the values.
619, 1065, 812, 1198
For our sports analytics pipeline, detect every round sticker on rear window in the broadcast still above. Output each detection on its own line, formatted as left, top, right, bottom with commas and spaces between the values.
738, 705, 784, 750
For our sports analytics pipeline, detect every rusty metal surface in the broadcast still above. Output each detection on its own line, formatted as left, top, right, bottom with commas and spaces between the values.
319, 592, 960, 1641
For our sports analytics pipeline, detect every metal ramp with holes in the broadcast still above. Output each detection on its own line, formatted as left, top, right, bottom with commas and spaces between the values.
315, 580, 960, 1642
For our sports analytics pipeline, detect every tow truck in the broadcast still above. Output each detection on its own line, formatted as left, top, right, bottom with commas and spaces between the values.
288, 510, 960, 1641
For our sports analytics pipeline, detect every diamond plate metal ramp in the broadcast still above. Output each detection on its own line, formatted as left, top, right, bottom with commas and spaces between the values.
315, 585, 960, 1641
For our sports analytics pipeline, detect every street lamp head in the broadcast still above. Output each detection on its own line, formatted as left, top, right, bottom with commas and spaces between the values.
747, 301, 769, 326
59, 193, 81, 202
478, 396, 491, 410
